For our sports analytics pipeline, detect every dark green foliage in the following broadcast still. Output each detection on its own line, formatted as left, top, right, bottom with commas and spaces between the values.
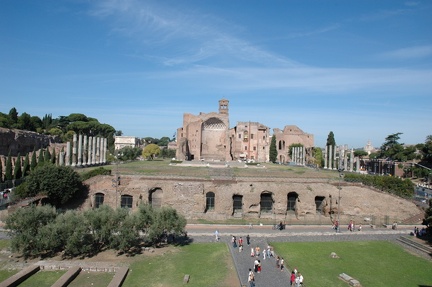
22, 153, 30, 177
80, 167, 111, 181
8, 107, 18, 126
44, 148, 51, 162
38, 149, 44, 165
269, 135, 277, 163
51, 148, 56, 164
117, 146, 142, 161
160, 147, 176, 159
5, 204, 186, 259
30, 150, 37, 171
343, 173, 415, 198
354, 150, 368, 158
5, 205, 57, 258
288, 143, 303, 158
5, 152, 12, 181
420, 135, 432, 165
326, 131, 336, 147
25, 164, 85, 206
13, 153, 22, 180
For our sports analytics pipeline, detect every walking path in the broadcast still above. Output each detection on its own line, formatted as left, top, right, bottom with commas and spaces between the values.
186, 224, 419, 287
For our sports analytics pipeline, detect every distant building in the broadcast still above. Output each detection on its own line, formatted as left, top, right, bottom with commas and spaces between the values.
364, 140, 376, 155
114, 136, 139, 150
176, 99, 314, 163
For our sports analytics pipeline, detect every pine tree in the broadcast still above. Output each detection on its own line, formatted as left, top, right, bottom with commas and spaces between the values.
51, 147, 56, 165
13, 153, 22, 180
44, 148, 51, 162
38, 149, 44, 165
269, 134, 277, 163
22, 153, 30, 177
5, 152, 13, 181
30, 150, 37, 171
326, 131, 336, 165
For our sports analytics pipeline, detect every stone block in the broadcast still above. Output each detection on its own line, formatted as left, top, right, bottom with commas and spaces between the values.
183, 274, 190, 283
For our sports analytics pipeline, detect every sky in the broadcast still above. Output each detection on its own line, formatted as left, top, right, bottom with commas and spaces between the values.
1, 0, 431, 149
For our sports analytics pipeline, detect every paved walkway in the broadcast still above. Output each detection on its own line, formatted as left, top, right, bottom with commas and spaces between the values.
186, 224, 418, 287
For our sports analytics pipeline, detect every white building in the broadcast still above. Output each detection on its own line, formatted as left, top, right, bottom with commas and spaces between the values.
114, 136, 139, 150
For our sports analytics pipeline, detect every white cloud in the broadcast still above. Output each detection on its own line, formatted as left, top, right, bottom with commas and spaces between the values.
378, 45, 432, 60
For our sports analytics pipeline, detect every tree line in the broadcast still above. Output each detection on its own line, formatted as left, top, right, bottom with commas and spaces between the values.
5, 204, 186, 259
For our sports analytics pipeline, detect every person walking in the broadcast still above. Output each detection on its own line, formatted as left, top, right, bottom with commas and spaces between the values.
214, 230, 219, 242
280, 257, 285, 271
290, 271, 296, 286
239, 237, 244, 252
246, 234, 251, 246
248, 268, 255, 287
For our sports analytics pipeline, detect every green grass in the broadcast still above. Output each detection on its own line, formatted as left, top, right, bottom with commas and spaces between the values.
67, 271, 115, 287
123, 243, 235, 287
271, 241, 432, 287
19, 270, 66, 287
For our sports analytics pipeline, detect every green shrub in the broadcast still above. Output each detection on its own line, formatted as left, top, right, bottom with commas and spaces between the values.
80, 167, 111, 181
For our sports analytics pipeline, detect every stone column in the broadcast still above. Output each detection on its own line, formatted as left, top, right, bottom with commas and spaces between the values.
66, 142, 71, 166
344, 146, 348, 171
96, 137, 101, 164
92, 136, 96, 165
333, 146, 337, 170
102, 138, 107, 164
356, 157, 360, 172
328, 145, 333, 170
88, 136, 93, 166
324, 146, 328, 169
302, 146, 305, 165
77, 134, 83, 167
83, 135, 88, 167
59, 152, 64, 166
350, 149, 354, 172
72, 134, 77, 167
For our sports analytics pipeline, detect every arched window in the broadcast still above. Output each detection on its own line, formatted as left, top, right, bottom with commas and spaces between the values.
149, 188, 163, 208
233, 195, 243, 213
205, 192, 215, 212
315, 196, 326, 214
260, 192, 273, 213
121, 195, 133, 209
287, 192, 298, 212
95, 192, 104, 208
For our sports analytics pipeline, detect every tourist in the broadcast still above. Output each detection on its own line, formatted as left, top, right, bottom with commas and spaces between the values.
280, 257, 284, 271
254, 260, 258, 273
248, 268, 255, 287
298, 272, 304, 286
246, 234, 251, 246
239, 237, 244, 252
255, 246, 260, 257
266, 246, 271, 258
251, 247, 255, 257
257, 260, 261, 273
276, 256, 280, 269
215, 230, 219, 242
232, 236, 237, 248
290, 271, 296, 286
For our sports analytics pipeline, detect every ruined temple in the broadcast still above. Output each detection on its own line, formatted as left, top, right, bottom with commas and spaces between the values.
176, 99, 313, 163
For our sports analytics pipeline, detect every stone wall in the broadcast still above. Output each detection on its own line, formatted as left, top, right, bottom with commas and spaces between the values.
0, 128, 61, 156
84, 174, 420, 224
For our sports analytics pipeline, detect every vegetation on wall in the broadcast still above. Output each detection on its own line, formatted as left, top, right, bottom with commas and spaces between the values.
343, 173, 415, 198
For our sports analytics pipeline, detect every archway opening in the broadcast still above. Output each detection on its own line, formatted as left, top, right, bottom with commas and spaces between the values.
121, 194, 133, 209
232, 195, 243, 215
149, 188, 163, 208
95, 192, 104, 208
205, 192, 215, 212
260, 192, 273, 213
287, 192, 298, 212
315, 196, 326, 214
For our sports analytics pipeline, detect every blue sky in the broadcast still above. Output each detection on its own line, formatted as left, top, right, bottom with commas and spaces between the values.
1, 0, 431, 149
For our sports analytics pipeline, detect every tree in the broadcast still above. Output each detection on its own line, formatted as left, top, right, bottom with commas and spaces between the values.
115, 130, 123, 136
269, 135, 277, 163
421, 135, 432, 165
22, 153, 30, 178
379, 132, 404, 160
24, 164, 85, 206
158, 137, 171, 147
8, 107, 18, 126
313, 147, 323, 167
38, 149, 45, 165
5, 152, 12, 181
51, 147, 56, 164
17, 112, 34, 131
147, 206, 186, 245
326, 131, 336, 165
354, 150, 368, 158
142, 144, 161, 160
117, 146, 142, 161
13, 153, 22, 180
30, 149, 37, 171
5, 205, 57, 258
44, 148, 51, 162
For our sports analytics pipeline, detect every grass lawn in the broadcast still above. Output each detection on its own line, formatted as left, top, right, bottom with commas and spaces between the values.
19, 270, 66, 287
271, 241, 432, 287
67, 271, 115, 287
123, 243, 237, 287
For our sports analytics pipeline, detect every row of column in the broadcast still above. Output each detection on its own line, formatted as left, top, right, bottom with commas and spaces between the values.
291, 146, 305, 165
324, 145, 359, 172
58, 134, 107, 167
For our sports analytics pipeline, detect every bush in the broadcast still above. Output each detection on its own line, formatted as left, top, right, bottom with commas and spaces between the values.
80, 167, 111, 181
